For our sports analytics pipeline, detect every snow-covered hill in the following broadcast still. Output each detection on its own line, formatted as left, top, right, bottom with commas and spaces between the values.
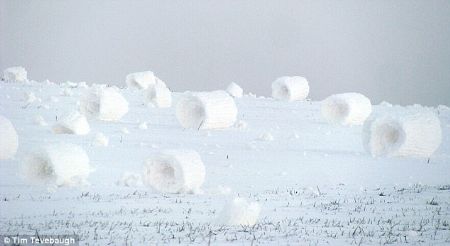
0, 80, 449, 245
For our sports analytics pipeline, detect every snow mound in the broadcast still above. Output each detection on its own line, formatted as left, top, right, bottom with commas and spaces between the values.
22, 143, 91, 186
226, 82, 243, 98
34, 115, 48, 126
117, 172, 143, 187
2, 66, 27, 82
92, 132, 109, 147
0, 115, 19, 160
272, 76, 309, 101
143, 149, 205, 193
234, 120, 248, 130
145, 82, 172, 108
24, 92, 38, 104
80, 85, 129, 121
126, 71, 157, 90
176, 91, 238, 129
138, 122, 148, 130
218, 197, 261, 226
321, 93, 372, 125
363, 109, 442, 158
53, 111, 90, 135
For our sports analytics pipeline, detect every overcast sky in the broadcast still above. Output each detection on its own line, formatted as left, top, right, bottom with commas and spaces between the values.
1, 0, 449, 106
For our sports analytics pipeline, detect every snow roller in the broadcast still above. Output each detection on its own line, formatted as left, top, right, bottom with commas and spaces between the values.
272, 76, 309, 101
143, 149, 205, 193
176, 90, 238, 130
321, 93, 372, 125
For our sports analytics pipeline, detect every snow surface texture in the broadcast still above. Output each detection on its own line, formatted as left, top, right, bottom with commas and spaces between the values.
145, 82, 172, 108
226, 82, 243, 98
0, 81, 449, 245
53, 111, 90, 135
126, 71, 157, 90
176, 90, 238, 129
363, 108, 442, 158
143, 149, 205, 193
272, 76, 309, 101
0, 115, 19, 160
92, 132, 109, 147
2, 66, 27, 82
218, 197, 261, 226
80, 85, 129, 121
22, 143, 91, 187
321, 93, 372, 125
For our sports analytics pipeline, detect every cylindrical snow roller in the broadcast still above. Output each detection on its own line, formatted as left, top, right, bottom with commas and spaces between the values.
2, 66, 27, 82
176, 90, 238, 129
363, 110, 442, 158
80, 85, 129, 121
218, 197, 261, 226
145, 82, 172, 108
226, 82, 243, 98
0, 115, 19, 160
53, 111, 90, 135
126, 71, 157, 90
321, 93, 372, 125
22, 143, 91, 186
272, 76, 309, 101
143, 149, 205, 193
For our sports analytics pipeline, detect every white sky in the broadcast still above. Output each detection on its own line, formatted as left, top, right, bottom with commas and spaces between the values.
1, 0, 450, 106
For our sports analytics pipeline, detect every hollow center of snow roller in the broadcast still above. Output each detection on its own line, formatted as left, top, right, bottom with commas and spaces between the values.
179, 99, 206, 129
147, 160, 181, 192
275, 85, 290, 100
325, 100, 349, 122
372, 121, 405, 156
27, 156, 55, 182
86, 100, 100, 117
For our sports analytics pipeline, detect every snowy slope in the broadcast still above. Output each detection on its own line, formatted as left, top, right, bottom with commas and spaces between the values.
0, 81, 449, 245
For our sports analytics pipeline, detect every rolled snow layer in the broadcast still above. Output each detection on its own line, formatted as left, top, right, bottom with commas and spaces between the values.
219, 197, 261, 226
226, 82, 243, 98
363, 111, 442, 158
176, 91, 238, 129
3, 66, 27, 82
272, 76, 309, 101
53, 111, 90, 135
80, 85, 129, 121
0, 115, 19, 160
143, 149, 205, 193
23, 143, 91, 186
321, 93, 372, 125
145, 82, 172, 108
126, 71, 156, 89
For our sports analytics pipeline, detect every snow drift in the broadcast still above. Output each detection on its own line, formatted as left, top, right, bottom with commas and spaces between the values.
272, 76, 309, 101
321, 93, 372, 125
22, 143, 91, 186
143, 149, 205, 193
80, 85, 129, 121
2, 66, 27, 82
0, 115, 19, 160
176, 91, 237, 129
363, 110, 442, 158
218, 197, 261, 226
226, 82, 243, 98
145, 82, 172, 108
53, 111, 90, 135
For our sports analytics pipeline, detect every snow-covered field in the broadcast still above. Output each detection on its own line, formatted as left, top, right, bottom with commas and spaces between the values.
0, 79, 449, 245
